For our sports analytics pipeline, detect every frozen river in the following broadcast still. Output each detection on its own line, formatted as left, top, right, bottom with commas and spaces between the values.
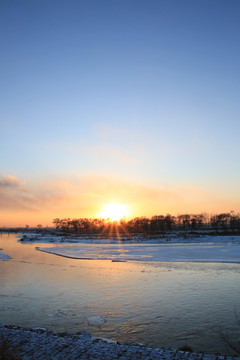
0, 233, 240, 355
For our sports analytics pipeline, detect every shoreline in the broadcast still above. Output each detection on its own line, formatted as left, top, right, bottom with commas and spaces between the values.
1, 324, 240, 360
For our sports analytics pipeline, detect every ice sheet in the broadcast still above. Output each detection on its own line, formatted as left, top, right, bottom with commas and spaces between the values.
37, 243, 240, 263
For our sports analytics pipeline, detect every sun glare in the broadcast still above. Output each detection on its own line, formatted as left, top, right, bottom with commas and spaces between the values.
99, 203, 130, 222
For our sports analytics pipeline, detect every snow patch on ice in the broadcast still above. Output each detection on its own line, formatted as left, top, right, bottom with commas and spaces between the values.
91, 336, 116, 344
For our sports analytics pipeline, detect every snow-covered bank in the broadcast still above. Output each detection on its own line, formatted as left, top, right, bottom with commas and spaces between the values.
36, 243, 240, 263
0, 248, 11, 260
1, 324, 239, 360
17, 232, 240, 244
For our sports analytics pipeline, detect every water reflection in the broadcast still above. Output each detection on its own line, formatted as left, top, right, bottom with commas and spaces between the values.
0, 234, 240, 355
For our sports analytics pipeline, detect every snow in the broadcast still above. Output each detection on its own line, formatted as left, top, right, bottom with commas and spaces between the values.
91, 336, 116, 344
0, 248, 11, 260
2, 324, 237, 360
17, 233, 65, 243
36, 242, 240, 263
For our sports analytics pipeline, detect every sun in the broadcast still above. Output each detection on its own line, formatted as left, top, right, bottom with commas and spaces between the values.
99, 203, 130, 222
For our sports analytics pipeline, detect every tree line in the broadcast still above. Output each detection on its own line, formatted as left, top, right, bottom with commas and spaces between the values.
52, 212, 240, 234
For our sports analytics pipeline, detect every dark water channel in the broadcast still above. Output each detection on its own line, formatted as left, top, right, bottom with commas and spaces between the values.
0, 234, 240, 355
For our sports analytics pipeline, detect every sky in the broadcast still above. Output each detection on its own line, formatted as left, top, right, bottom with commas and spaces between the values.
1, 0, 240, 226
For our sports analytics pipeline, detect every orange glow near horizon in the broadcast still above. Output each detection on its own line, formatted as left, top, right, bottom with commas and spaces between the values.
98, 203, 130, 222
1, 173, 240, 227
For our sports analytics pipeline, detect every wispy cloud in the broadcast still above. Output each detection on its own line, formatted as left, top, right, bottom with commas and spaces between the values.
0, 175, 20, 187
0, 175, 65, 212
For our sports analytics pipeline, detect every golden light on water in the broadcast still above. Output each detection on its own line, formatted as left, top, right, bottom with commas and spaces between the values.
98, 203, 130, 222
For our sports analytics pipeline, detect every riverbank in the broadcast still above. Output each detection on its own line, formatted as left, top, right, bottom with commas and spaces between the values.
1, 234, 240, 356
1, 324, 240, 360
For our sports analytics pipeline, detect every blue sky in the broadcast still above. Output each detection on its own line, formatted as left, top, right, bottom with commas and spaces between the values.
1, 0, 240, 224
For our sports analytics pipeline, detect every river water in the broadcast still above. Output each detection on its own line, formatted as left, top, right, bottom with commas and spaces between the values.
0, 233, 240, 355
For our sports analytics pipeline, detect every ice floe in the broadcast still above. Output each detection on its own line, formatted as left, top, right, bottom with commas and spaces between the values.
36, 243, 240, 263
87, 316, 106, 326
0, 248, 11, 260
